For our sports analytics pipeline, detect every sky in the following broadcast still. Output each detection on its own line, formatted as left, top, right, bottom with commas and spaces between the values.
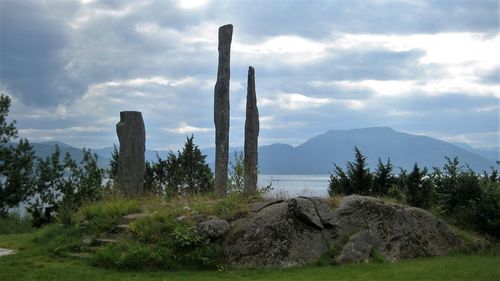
0, 0, 499, 151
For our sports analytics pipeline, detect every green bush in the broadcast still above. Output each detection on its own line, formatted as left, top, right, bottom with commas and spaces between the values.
213, 194, 250, 220
0, 213, 34, 234
34, 224, 84, 256
79, 197, 140, 236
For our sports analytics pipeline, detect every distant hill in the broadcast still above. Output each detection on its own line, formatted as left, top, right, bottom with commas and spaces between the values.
31, 141, 110, 168
29, 127, 497, 174
203, 127, 498, 174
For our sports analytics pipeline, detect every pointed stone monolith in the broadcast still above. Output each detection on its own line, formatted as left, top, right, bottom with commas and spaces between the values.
244, 66, 259, 195
214, 24, 233, 196
116, 111, 145, 197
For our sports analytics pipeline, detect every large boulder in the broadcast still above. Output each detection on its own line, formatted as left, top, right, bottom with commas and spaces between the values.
223, 201, 331, 267
333, 195, 461, 264
222, 195, 463, 267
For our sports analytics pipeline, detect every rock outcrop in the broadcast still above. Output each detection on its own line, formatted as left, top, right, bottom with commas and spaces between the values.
244, 66, 259, 195
116, 111, 146, 197
223, 195, 462, 268
214, 24, 233, 196
197, 219, 230, 240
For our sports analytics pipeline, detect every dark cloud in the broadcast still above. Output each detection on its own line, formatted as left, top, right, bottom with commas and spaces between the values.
212, 0, 498, 41
0, 1, 85, 106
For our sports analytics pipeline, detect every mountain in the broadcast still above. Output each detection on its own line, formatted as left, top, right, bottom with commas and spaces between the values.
451, 142, 499, 164
204, 127, 497, 174
29, 127, 497, 174
31, 141, 111, 168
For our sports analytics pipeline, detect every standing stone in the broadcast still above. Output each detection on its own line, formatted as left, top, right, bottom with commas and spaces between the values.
244, 66, 259, 195
116, 111, 145, 197
214, 24, 233, 196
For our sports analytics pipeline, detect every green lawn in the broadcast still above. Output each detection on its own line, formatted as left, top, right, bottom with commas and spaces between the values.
0, 233, 499, 281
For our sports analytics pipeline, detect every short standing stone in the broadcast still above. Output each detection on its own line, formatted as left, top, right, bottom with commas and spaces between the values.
116, 111, 146, 197
244, 66, 259, 195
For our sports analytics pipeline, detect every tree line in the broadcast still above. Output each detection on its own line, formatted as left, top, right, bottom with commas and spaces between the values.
0, 94, 219, 226
329, 146, 500, 237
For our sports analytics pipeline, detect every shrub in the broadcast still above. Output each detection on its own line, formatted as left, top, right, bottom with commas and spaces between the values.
0, 213, 34, 234
34, 224, 84, 256
79, 197, 140, 236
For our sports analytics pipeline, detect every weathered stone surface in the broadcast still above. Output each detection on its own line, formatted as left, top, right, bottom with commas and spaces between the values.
288, 197, 323, 229
214, 24, 233, 196
123, 213, 149, 221
333, 195, 462, 264
309, 197, 335, 228
244, 66, 259, 195
223, 201, 331, 268
223, 195, 464, 268
250, 199, 284, 212
197, 219, 230, 240
116, 111, 145, 197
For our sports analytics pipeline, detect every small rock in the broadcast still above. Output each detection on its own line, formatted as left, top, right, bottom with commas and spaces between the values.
176, 215, 187, 222
123, 213, 149, 221
197, 219, 230, 240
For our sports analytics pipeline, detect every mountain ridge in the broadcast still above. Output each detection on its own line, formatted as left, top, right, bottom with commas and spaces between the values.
28, 127, 497, 173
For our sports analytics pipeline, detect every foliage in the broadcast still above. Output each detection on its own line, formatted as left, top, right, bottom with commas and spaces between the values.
329, 148, 500, 238
0, 94, 35, 217
79, 197, 140, 236
34, 224, 84, 256
144, 135, 213, 196
228, 151, 244, 193
109, 144, 119, 182
401, 163, 434, 209
27, 145, 66, 226
329, 147, 372, 196
0, 212, 34, 234
372, 158, 395, 196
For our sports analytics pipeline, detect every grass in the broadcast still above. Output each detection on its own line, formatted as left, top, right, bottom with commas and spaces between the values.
0, 213, 34, 234
1, 232, 499, 281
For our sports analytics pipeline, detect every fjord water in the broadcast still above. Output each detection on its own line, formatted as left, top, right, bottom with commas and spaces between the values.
259, 174, 330, 197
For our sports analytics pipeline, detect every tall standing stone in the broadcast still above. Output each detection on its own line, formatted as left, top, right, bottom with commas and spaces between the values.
116, 111, 145, 197
244, 66, 259, 195
214, 24, 233, 196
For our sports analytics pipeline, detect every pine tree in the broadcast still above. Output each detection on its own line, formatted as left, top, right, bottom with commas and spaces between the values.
0, 94, 35, 217
346, 146, 372, 195
404, 163, 433, 209
328, 164, 350, 196
179, 135, 214, 194
373, 158, 394, 196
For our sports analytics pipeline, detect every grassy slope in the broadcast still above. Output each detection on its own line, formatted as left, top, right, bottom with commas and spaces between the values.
1, 233, 499, 281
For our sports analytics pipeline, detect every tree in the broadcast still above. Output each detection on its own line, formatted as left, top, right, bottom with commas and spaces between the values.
179, 135, 213, 194
27, 145, 65, 226
403, 163, 433, 209
433, 157, 482, 214
228, 151, 244, 193
144, 136, 213, 196
328, 147, 372, 196
373, 158, 394, 196
0, 94, 35, 217
109, 144, 119, 182
328, 164, 350, 196
62, 149, 104, 209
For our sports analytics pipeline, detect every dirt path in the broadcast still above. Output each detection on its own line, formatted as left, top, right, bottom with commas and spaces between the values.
0, 248, 16, 257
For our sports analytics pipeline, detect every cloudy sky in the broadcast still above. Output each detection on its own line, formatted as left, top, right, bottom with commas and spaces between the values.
0, 0, 498, 151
